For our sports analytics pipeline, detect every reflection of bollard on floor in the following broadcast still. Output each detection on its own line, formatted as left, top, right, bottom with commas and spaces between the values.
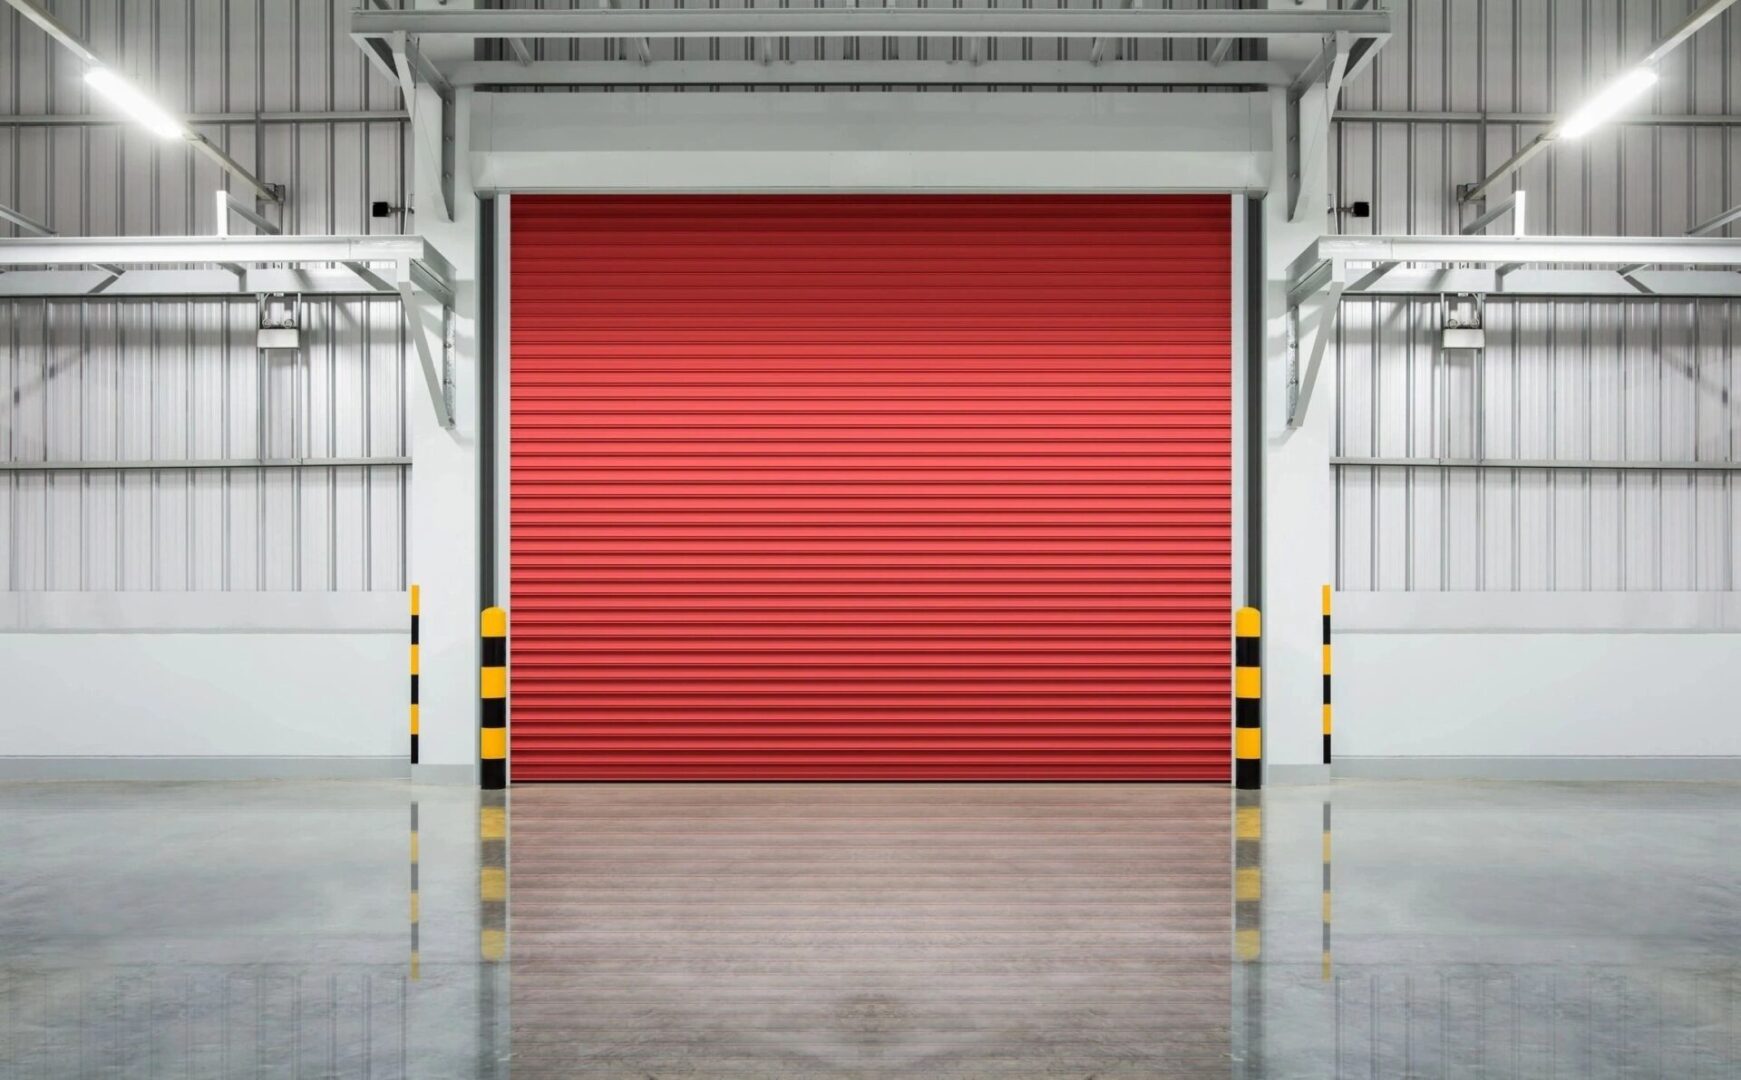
1322, 801, 1333, 981
479, 793, 507, 963
1233, 790, 1263, 1078
479, 790, 508, 1079
410, 801, 421, 981
1234, 794, 1261, 962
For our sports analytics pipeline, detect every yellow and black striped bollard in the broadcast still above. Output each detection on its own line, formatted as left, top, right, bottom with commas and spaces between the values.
409, 802, 421, 980
1322, 585, 1333, 766
481, 607, 507, 791
1234, 796, 1261, 963
410, 586, 421, 765
1234, 607, 1261, 790
1321, 801, 1333, 980
479, 795, 506, 963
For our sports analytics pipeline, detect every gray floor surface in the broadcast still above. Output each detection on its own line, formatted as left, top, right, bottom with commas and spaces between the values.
1, 779, 1738, 1078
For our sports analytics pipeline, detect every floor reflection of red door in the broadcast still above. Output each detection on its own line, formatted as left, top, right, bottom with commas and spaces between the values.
507, 783, 1232, 1076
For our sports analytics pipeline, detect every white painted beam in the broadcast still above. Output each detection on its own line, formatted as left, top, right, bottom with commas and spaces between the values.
352, 6, 1391, 39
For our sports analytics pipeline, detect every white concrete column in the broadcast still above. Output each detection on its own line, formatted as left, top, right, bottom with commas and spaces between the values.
1261, 3, 1336, 784
409, 3, 482, 783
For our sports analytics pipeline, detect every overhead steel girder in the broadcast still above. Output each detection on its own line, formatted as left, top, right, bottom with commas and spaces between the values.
0, 234, 451, 271
350, 7, 1393, 40
1282, 234, 1741, 428
0, 267, 418, 298
0, 234, 458, 430
1294, 234, 1741, 270
443, 58, 1293, 88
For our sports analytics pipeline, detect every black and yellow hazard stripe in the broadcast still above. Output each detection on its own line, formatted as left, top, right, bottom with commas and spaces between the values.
409, 801, 421, 980
481, 607, 507, 791
1321, 800, 1333, 980
410, 585, 421, 766
1322, 585, 1333, 766
479, 792, 506, 962
1234, 793, 1261, 963
1234, 607, 1261, 790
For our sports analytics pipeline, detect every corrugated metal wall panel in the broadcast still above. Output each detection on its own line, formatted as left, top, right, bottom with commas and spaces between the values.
1334, 0, 1741, 595
0, 298, 407, 591
509, 195, 1232, 781
1337, 298, 1741, 593
0, 0, 409, 594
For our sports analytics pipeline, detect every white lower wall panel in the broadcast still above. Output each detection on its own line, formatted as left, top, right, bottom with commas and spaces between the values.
1340, 631, 1741, 759
0, 632, 402, 760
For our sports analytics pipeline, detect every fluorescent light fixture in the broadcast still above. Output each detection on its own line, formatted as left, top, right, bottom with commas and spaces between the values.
83, 68, 186, 139
1557, 67, 1659, 139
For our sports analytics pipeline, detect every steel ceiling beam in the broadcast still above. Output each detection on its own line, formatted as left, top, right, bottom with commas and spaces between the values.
350, 6, 1391, 40
443, 58, 1292, 87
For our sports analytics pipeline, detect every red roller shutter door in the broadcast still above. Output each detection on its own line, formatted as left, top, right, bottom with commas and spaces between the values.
510, 195, 1232, 781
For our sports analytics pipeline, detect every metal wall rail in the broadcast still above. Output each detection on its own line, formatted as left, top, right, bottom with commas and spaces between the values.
0, 110, 408, 127
0, 457, 410, 472
1334, 457, 1741, 473
1337, 109, 1741, 128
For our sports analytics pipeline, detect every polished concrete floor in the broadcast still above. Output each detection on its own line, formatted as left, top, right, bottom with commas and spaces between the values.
1, 780, 1738, 1079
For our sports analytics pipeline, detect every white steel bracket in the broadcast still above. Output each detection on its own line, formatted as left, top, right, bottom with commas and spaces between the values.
1282, 231, 1741, 426
0, 232, 458, 428
1283, 255, 1345, 429
396, 256, 457, 430
374, 31, 457, 223
1285, 32, 1357, 222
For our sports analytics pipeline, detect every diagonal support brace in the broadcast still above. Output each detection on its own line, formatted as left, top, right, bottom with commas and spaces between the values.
1286, 33, 1353, 222
1286, 264, 1346, 430
388, 33, 457, 223
397, 258, 454, 430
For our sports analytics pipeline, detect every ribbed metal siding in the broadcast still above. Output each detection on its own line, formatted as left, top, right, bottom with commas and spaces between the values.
510, 195, 1232, 781
1333, 0, 1741, 594
0, 297, 407, 591
0, 0, 409, 594
1338, 297, 1740, 592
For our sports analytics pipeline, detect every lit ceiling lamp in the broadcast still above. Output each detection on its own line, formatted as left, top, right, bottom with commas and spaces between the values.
1457, 0, 1734, 206
1556, 67, 1660, 139
82, 68, 187, 140
4, 0, 278, 202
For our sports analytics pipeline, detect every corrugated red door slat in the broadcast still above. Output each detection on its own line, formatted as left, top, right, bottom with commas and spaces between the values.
510, 195, 1231, 781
